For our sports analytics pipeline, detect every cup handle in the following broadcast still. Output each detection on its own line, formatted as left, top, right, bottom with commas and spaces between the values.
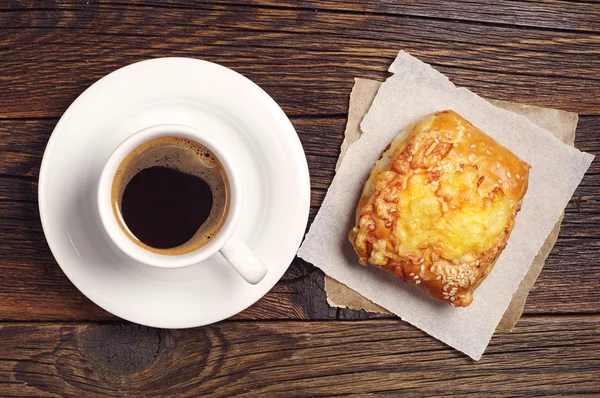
220, 235, 267, 284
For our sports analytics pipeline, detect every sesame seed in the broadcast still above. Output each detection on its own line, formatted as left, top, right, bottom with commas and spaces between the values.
409, 273, 414, 277
420, 265, 425, 272
453, 143, 458, 147
516, 173, 520, 179
507, 171, 512, 179
450, 297, 455, 302
497, 179, 503, 184
420, 258, 425, 263
425, 143, 439, 156
436, 276, 441, 280
470, 144, 476, 149
415, 280, 421, 284
486, 149, 492, 155
413, 275, 419, 280
430, 266, 435, 272
496, 162, 501, 169
468, 154, 476, 162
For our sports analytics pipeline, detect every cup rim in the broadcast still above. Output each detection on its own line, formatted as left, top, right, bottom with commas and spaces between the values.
97, 124, 241, 268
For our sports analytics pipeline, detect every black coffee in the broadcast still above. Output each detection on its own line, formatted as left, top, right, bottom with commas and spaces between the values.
121, 166, 213, 249
112, 136, 229, 254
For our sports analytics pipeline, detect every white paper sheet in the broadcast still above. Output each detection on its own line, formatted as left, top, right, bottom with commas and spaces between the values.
298, 51, 594, 360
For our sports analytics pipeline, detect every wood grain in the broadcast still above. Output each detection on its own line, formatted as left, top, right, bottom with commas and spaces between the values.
0, 316, 599, 396
1, 115, 598, 319
5, 0, 600, 33
0, 1, 599, 119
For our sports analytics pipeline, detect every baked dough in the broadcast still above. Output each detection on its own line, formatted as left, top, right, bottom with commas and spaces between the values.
348, 110, 530, 307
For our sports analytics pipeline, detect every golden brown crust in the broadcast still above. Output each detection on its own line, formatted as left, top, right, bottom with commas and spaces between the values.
348, 110, 530, 307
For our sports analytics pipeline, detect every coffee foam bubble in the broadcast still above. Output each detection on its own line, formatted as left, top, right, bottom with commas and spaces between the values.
112, 136, 230, 254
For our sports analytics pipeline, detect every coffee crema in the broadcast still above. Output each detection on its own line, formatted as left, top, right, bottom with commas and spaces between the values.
111, 136, 230, 254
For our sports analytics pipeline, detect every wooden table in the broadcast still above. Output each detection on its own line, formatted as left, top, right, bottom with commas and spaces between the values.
1, 1, 599, 396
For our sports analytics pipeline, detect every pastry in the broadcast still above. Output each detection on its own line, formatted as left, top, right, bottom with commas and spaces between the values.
348, 110, 530, 307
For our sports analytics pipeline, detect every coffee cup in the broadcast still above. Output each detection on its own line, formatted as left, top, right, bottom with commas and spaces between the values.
97, 124, 267, 284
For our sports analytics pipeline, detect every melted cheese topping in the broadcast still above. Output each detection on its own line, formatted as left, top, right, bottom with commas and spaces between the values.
394, 171, 510, 261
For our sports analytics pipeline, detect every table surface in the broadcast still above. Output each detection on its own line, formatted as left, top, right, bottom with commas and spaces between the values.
1, 1, 599, 396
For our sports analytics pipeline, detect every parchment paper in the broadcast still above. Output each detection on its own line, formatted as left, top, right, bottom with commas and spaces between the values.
325, 79, 579, 331
298, 51, 594, 360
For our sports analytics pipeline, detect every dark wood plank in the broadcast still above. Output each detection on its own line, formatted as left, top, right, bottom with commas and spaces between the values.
1, 2, 600, 119
0, 2, 594, 81
210, 0, 600, 32
0, 116, 599, 320
4, 0, 600, 32
0, 316, 598, 396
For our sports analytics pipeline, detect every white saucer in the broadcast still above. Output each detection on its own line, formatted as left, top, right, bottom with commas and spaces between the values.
38, 58, 310, 328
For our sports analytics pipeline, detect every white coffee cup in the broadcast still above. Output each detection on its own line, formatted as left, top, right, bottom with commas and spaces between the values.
97, 124, 267, 284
